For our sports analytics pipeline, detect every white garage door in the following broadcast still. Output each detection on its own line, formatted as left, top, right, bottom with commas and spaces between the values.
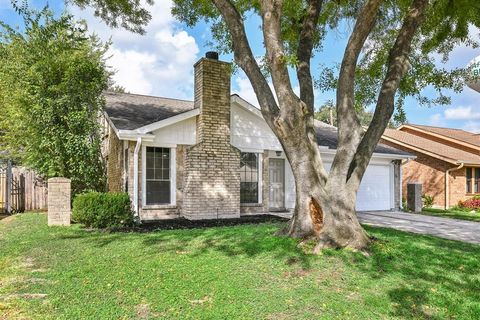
356, 164, 392, 211
321, 162, 393, 211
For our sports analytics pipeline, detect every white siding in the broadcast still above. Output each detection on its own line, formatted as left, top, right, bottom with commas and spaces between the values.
151, 117, 196, 146
231, 103, 282, 151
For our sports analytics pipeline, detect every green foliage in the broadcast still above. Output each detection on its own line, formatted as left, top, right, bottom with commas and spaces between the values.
170, 0, 480, 122
315, 100, 399, 127
0, 8, 109, 195
72, 0, 152, 34
422, 194, 435, 208
72, 191, 134, 228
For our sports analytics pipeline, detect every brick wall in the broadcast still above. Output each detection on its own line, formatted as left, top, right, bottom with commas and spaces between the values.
381, 139, 469, 208
104, 124, 124, 192
182, 57, 241, 219
47, 177, 71, 226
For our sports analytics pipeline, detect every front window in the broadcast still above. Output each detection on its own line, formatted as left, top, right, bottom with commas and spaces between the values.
240, 152, 259, 204
466, 168, 472, 193
466, 167, 480, 194
475, 168, 480, 193
145, 147, 170, 205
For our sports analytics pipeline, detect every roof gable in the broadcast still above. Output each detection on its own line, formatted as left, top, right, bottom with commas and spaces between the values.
383, 128, 480, 165
399, 124, 480, 149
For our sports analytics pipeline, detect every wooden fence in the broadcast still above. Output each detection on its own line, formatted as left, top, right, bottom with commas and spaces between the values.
0, 164, 47, 214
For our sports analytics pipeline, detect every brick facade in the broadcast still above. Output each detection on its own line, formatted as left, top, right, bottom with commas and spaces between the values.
101, 117, 124, 193
47, 177, 71, 226
381, 139, 472, 208
182, 57, 241, 219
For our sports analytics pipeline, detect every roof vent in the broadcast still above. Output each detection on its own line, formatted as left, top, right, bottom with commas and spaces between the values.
205, 51, 219, 60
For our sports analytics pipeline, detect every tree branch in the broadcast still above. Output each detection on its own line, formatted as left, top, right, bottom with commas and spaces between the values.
330, 0, 381, 178
296, 0, 324, 114
260, 0, 299, 112
212, 0, 279, 121
348, 0, 430, 187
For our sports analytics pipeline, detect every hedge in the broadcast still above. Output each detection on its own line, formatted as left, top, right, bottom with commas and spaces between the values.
72, 192, 134, 228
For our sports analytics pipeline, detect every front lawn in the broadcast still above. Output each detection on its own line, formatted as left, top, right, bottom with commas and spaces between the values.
422, 207, 480, 222
1, 213, 480, 319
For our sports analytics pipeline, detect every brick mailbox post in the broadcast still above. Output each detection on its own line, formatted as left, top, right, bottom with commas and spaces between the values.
407, 182, 422, 213
48, 177, 71, 226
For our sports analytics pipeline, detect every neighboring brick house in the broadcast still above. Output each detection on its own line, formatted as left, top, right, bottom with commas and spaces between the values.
101, 52, 411, 221
382, 125, 480, 209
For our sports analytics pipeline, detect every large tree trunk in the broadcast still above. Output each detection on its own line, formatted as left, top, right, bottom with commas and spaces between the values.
280, 153, 370, 250
275, 115, 370, 250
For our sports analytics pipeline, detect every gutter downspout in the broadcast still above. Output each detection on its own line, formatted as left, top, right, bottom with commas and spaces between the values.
399, 159, 411, 210
445, 163, 464, 210
133, 137, 142, 217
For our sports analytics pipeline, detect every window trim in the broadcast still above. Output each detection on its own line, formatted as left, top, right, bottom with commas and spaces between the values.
465, 167, 480, 195
239, 152, 263, 204
142, 144, 176, 207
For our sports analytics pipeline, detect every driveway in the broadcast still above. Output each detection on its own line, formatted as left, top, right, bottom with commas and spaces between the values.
358, 211, 480, 244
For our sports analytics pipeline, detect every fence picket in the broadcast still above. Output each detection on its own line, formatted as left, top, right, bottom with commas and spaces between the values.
0, 165, 48, 214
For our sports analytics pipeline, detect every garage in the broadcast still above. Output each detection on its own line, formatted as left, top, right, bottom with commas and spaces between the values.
355, 164, 393, 211
321, 161, 395, 211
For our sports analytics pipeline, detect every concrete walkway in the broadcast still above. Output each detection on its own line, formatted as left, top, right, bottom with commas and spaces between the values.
358, 211, 480, 244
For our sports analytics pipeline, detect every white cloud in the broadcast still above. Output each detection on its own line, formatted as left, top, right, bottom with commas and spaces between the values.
463, 121, 480, 133
444, 106, 480, 120
232, 76, 262, 107
428, 113, 446, 127
232, 75, 303, 108
71, 0, 199, 98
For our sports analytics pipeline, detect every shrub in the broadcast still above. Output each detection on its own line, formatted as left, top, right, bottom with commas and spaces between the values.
422, 194, 435, 208
458, 198, 480, 211
72, 192, 134, 228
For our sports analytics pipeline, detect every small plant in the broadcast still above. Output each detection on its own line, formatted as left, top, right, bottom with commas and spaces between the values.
458, 197, 480, 211
422, 194, 435, 208
72, 192, 134, 228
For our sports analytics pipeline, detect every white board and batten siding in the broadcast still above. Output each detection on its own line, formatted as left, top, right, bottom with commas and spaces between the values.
150, 117, 197, 146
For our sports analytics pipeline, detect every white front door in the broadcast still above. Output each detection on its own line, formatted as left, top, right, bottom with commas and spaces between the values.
269, 158, 285, 210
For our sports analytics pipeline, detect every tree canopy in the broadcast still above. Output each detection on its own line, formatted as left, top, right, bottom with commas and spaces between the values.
0, 8, 110, 195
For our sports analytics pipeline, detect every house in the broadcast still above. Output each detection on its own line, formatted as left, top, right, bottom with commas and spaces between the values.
382, 124, 480, 209
101, 53, 412, 221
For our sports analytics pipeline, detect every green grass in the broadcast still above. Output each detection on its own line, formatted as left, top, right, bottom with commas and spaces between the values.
422, 207, 480, 222
1, 213, 480, 319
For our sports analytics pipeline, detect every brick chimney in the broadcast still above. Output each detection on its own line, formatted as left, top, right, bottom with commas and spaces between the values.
182, 52, 241, 219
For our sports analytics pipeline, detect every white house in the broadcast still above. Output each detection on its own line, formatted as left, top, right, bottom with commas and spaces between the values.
101, 53, 412, 221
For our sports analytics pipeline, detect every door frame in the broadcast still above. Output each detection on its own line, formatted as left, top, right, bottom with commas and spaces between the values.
269, 158, 286, 211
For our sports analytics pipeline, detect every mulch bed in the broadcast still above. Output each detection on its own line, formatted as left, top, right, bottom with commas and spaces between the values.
115, 214, 289, 232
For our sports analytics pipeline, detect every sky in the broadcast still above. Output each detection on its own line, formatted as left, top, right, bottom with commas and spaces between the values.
1, 0, 480, 132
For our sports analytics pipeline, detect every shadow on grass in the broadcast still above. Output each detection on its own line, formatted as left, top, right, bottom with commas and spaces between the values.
344, 226, 480, 319
59, 216, 314, 270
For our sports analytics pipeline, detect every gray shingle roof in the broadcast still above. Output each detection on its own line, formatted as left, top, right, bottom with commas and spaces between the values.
104, 91, 410, 156
104, 91, 194, 130
314, 121, 411, 156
